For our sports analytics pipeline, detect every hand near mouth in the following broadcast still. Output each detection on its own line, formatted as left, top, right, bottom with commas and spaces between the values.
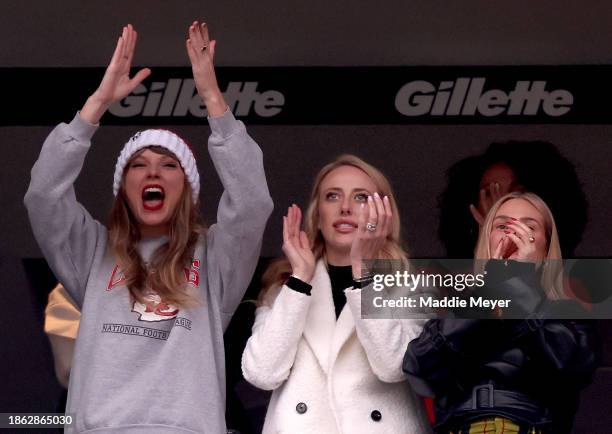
493, 221, 537, 263
493, 236, 518, 260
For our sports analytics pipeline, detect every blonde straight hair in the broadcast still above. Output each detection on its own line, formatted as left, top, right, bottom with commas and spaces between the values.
108, 146, 203, 307
258, 154, 408, 307
474, 191, 565, 300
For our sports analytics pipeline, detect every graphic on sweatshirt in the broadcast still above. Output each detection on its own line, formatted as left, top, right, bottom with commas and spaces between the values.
132, 291, 180, 322
107, 265, 126, 290
107, 259, 201, 291
106, 259, 201, 321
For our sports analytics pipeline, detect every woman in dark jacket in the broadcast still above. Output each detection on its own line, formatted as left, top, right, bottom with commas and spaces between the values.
403, 192, 600, 434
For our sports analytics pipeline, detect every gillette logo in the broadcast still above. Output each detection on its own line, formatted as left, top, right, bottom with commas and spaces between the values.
109, 79, 285, 118
395, 78, 573, 117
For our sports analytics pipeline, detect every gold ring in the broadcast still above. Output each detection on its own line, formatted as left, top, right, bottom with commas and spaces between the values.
528, 236, 535, 243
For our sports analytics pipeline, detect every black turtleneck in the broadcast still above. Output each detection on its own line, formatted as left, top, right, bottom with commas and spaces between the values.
327, 264, 354, 318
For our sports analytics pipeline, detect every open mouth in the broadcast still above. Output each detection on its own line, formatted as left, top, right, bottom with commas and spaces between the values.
333, 220, 358, 233
142, 185, 165, 211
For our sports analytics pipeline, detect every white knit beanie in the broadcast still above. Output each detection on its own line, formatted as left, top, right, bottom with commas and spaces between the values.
113, 129, 200, 203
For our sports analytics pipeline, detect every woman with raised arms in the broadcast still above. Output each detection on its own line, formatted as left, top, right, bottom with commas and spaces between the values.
25, 22, 272, 433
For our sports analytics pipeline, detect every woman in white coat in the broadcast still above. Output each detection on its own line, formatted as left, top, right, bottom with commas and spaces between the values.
242, 155, 432, 434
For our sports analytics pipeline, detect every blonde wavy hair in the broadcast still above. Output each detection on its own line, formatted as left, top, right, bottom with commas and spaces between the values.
258, 154, 408, 307
474, 191, 565, 300
108, 146, 203, 307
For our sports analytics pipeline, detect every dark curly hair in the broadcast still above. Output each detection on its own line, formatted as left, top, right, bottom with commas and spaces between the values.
438, 141, 588, 258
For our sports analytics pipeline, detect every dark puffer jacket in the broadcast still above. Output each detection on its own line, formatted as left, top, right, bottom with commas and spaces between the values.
403, 260, 601, 434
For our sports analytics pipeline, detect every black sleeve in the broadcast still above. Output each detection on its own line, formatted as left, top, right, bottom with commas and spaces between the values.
482, 260, 602, 388
402, 318, 510, 397
404, 260, 602, 397
286, 275, 312, 296
513, 317, 601, 389
404, 260, 554, 398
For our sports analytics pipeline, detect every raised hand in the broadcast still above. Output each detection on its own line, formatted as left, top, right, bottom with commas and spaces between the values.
282, 205, 315, 283
185, 21, 227, 117
469, 182, 502, 226
492, 218, 539, 263
81, 24, 151, 124
350, 193, 392, 279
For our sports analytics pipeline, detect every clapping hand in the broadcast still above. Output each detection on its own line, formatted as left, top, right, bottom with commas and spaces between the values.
185, 21, 227, 117
350, 193, 393, 279
282, 205, 315, 283
81, 24, 151, 124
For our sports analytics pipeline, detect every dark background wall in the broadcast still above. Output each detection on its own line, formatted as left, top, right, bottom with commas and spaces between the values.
1, 1, 610, 433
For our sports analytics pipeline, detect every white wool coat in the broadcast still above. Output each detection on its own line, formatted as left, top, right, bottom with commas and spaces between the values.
242, 261, 432, 434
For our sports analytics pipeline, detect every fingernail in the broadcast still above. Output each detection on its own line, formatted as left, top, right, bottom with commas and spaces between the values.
374, 192, 380, 198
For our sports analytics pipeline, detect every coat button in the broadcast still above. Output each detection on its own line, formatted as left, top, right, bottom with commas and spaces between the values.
296, 402, 308, 414
370, 410, 382, 422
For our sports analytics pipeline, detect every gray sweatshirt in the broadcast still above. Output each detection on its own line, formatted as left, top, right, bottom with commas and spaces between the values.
25, 111, 273, 434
